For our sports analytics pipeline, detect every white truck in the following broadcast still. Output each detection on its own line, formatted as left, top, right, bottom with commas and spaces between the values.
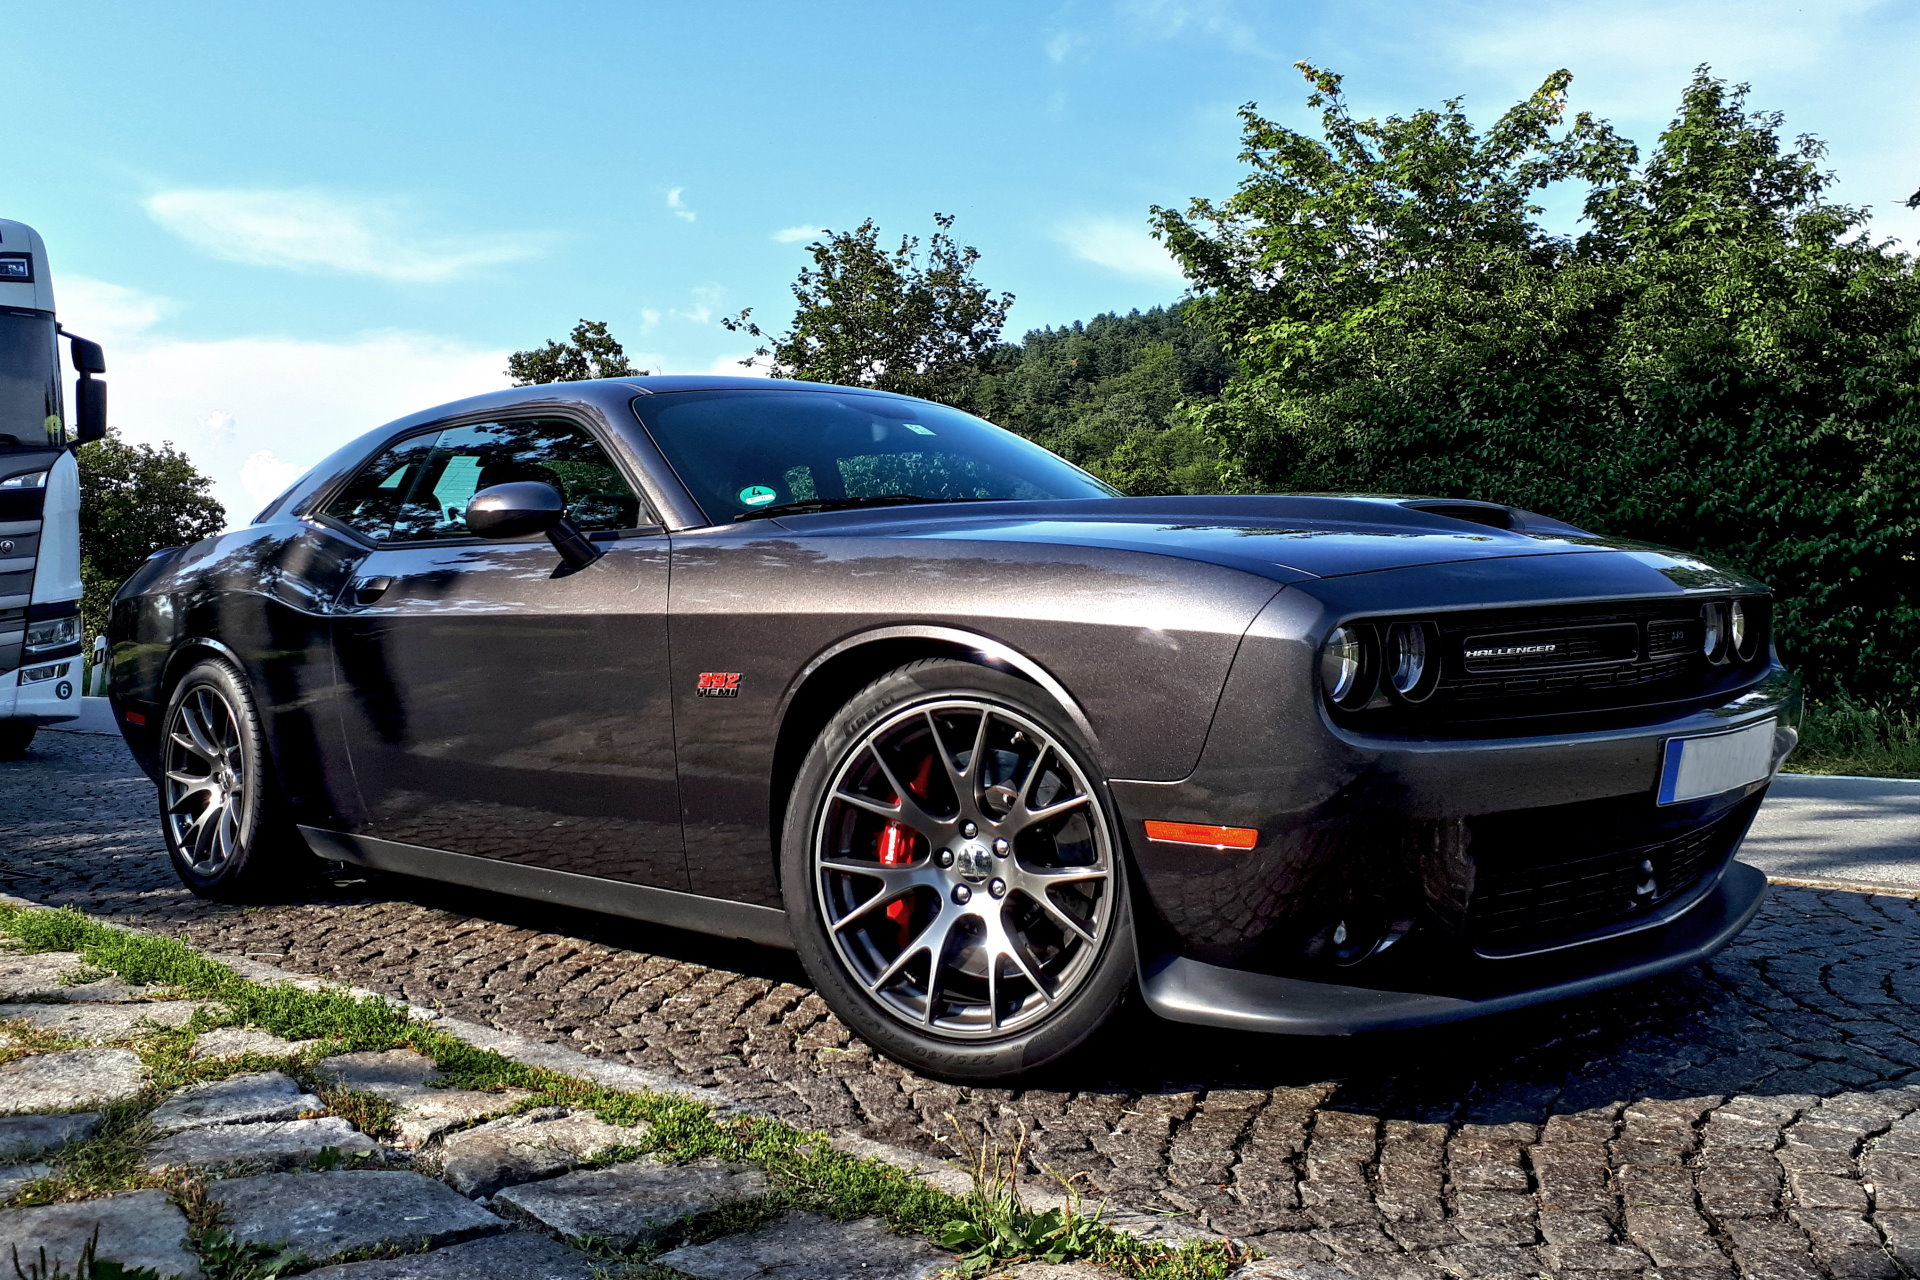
1, 218, 107, 757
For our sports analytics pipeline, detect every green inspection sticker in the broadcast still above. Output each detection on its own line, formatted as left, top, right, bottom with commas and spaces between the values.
739, 485, 778, 506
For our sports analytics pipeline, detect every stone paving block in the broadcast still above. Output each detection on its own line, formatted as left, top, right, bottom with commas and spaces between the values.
315, 1049, 532, 1147
434, 1105, 644, 1197
0, 1048, 143, 1112
1539, 1242, 1654, 1271
653, 1212, 948, 1279
1723, 1219, 1824, 1279
144, 1116, 380, 1171
190, 1025, 319, 1059
149, 1071, 325, 1133
299, 1230, 595, 1278
211, 1169, 503, 1260
0, 1163, 50, 1201
1537, 1211, 1612, 1245
1624, 1204, 1725, 1268
1878, 1211, 1920, 1273
492, 1158, 767, 1248
0, 1188, 201, 1278
0, 953, 85, 999
0, 1112, 101, 1160
0, 999, 203, 1041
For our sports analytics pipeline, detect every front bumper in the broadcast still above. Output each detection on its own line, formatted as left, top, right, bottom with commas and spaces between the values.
0, 660, 82, 725
1140, 860, 1767, 1034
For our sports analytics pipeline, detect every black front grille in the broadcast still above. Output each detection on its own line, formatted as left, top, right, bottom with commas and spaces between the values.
1467, 801, 1753, 955
1338, 595, 1771, 729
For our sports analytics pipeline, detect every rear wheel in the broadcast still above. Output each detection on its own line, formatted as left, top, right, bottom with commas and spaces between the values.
781, 659, 1133, 1080
0, 721, 35, 759
159, 658, 310, 901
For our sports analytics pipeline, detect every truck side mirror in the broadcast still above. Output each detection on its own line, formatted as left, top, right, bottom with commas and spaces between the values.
62, 332, 107, 447
74, 377, 106, 447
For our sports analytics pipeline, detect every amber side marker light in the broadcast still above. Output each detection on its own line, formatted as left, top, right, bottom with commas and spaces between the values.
1144, 820, 1259, 849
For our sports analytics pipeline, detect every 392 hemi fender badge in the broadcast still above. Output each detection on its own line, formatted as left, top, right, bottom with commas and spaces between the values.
695, 672, 742, 698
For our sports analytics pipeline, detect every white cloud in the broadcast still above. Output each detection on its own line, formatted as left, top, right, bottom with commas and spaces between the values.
94, 313, 509, 524
1117, 0, 1273, 58
238, 449, 301, 508
667, 187, 698, 223
772, 224, 824, 243
1054, 217, 1187, 283
671, 284, 727, 327
54, 277, 173, 341
1044, 30, 1085, 63
143, 188, 538, 283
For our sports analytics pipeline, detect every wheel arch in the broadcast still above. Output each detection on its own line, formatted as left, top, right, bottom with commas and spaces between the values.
767, 626, 1103, 887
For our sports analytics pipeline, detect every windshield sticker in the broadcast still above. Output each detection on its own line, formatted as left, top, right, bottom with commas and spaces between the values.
902, 423, 936, 436
738, 485, 778, 507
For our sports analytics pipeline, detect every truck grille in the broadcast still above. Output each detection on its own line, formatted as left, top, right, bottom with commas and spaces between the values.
1466, 798, 1756, 956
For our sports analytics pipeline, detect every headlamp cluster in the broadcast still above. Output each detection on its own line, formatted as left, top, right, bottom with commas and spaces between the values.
1319, 620, 1439, 709
1701, 599, 1761, 664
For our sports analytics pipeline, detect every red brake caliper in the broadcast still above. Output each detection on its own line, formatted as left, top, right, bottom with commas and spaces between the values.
876, 753, 935, 948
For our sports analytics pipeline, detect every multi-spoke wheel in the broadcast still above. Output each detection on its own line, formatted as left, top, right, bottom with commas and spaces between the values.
782, 659, 1133, 1079
158, 658, 308, 901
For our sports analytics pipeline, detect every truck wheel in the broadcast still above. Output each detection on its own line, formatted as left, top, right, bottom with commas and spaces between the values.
0, 722, 35, 759
781, 659, 1134, 1080
159, 657, 311, 901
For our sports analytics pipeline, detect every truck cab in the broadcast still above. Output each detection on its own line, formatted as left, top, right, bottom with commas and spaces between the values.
1, 217, 106, 757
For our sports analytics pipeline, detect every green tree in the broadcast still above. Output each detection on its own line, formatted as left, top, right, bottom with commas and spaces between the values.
76, 430, 225, 642
506, 319, 640, 385
1156, 64, 1920, 703
723, 214, 1012, 408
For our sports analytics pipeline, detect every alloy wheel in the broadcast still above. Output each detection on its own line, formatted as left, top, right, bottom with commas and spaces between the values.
163, 684, 248, 875
813, 698, 1116, 1038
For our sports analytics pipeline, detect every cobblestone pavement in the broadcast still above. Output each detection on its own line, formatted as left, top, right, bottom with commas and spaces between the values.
6, 732, 1920, 1279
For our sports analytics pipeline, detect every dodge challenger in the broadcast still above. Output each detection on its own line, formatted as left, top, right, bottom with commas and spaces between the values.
107, 377, 1798, 1078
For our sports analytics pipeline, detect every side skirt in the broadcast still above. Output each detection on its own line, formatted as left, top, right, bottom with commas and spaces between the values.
297, 826, 794, 950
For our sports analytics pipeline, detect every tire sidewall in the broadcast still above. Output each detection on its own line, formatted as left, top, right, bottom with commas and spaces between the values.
160, 658, 275, 898
781, 659, 1135, 1080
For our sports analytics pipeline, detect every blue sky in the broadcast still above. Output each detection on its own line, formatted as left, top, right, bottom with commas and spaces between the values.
8, 0, 1917, 521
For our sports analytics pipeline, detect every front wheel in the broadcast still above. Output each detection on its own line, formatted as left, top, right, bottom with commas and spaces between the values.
0, 721, 36, 759
159, 657, 311, 901
781, 659, 1134, 1080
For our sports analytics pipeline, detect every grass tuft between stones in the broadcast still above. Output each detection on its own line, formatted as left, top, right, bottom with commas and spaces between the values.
0, 903, 1245, 1280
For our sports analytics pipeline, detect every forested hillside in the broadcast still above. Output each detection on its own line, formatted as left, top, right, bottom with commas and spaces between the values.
972, 307, 1232, 496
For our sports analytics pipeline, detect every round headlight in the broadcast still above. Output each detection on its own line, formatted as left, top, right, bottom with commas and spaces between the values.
1387, 622, 1430, 700
1321, 625, 1363, 703
1730, 599, 1751, 659
1701, 602, 1727, 661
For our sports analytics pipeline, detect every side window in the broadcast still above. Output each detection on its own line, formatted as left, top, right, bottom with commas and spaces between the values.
324, 418, 645, 543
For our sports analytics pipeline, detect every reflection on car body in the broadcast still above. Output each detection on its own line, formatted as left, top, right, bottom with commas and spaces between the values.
107, 376, 1799, 1079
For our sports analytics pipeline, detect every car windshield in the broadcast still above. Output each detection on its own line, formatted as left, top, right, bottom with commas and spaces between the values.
0, 310, 62, 451
630, 388, 1117, 524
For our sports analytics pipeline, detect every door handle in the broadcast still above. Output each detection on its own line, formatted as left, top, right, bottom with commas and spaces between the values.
350, 576, 393, 605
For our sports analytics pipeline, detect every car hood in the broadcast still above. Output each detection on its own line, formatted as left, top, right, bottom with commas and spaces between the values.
765, 494, 1655, 581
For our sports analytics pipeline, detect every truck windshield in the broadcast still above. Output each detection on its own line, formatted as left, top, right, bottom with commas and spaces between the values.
632, 388, 1118, 524
0, 309, 63, 451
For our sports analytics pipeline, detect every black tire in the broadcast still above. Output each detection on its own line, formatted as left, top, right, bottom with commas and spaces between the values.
158, 657, 312, 902
781, 658, 1135, 1080
0, 721, 35, 759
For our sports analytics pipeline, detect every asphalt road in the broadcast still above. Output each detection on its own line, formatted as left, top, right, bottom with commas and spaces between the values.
7, 724, 1920, 1278
1740, 773, 1920, 894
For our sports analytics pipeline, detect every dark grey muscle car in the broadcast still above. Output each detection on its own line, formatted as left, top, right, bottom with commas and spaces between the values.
107, 376, 1799, 1078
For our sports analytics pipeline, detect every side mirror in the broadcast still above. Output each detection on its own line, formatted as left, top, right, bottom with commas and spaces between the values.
69, 336, 106, 376
74, 376, 107, 447
466, 481, 602, 572
62, 332, 108, 447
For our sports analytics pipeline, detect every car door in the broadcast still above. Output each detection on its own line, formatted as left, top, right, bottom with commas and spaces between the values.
321, 414, 686, 889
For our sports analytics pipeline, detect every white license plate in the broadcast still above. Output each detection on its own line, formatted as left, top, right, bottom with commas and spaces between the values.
1657, 719, 1778, 805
